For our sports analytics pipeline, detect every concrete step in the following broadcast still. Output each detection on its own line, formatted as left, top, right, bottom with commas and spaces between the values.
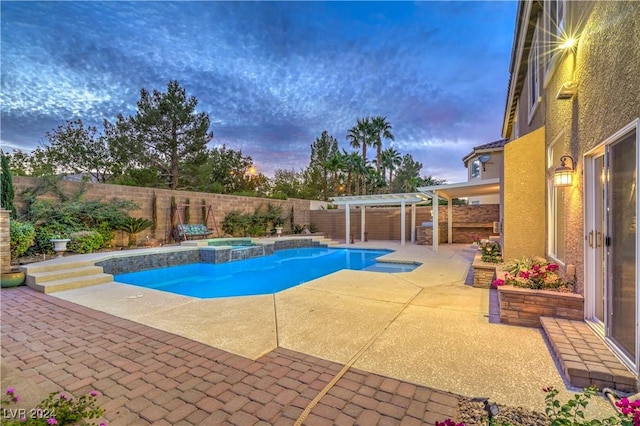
26, 265, 106, 285
21, 259, 96, 274
27, 273, 113, 294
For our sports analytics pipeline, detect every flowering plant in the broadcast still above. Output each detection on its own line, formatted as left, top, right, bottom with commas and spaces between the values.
478, 239, 502, 264
498, 256, 568, 290
2, 388, 106, 425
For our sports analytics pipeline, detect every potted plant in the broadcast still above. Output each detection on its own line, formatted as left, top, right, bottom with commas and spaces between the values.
1, 220, 35, 288
50, 234, 71, 257
273, 217, 284, 237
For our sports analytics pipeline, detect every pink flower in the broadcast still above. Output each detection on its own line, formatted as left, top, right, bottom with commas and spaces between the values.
100, 423, 107, 426
90, 390, 100, 397
6, 388, 15, 395
519, 271, 531, 279
59, 392, 67, 400
12, 395, 20, 403
546, 263, 559, 271
47, 419, 58, 425
492, 279, 505, 288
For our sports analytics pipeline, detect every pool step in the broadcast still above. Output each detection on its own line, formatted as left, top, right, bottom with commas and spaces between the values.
22, 262, 113, 294
311, 236, 341, 246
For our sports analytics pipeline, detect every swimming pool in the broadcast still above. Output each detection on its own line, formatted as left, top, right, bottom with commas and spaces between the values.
114, 247, 418, 298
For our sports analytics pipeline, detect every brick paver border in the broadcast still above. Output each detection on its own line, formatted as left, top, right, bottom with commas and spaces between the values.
2, 287, 460, 425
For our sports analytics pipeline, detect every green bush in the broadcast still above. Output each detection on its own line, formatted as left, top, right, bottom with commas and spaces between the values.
31, 225, 70, 255
9, 220, 35, 258
68, 231, 104, 254
94, 222, 115, 249
221, 210, 250, 236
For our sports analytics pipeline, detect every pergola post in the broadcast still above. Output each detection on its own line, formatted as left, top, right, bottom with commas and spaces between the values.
360, 205, 366, 242
345, 203, 351, 244
432, 191, 439, 252
400, 201, 406, 246
411, 203, 416, 243
447, 197, 453, 244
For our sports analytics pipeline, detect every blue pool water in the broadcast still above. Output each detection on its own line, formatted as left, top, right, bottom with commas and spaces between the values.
115, 247, 417, 298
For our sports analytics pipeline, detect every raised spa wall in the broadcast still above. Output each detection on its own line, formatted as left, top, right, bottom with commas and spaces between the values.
97, 238, 326, 275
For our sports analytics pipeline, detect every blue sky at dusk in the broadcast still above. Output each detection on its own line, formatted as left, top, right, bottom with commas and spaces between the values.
1, 1, 517, 182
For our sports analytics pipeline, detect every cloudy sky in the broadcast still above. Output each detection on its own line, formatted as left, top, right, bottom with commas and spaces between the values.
1, 1, 516, 182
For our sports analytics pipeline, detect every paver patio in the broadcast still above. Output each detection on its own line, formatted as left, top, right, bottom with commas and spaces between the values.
1, 287, 459, 425
2, 241, 618, 424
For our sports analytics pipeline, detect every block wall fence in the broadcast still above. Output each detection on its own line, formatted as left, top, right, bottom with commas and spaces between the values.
11, 177, 499, 246
12, 177, 311, 245
1, 209, 10, 272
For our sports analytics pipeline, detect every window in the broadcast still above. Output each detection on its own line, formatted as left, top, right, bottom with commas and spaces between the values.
471, 160, 480, 179
528, 18, 540, 120
548, 134, 566, 261
543, 0, 567, 81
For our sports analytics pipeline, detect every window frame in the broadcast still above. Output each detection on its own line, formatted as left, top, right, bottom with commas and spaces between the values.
528, 17, 541, 123
470, 160, 481, 179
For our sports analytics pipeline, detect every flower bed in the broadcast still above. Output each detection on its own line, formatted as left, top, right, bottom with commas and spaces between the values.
497, 285, 584, 327
471, 253, 501, 288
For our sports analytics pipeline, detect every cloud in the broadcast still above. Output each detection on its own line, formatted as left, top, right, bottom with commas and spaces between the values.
0, 1, 516, 182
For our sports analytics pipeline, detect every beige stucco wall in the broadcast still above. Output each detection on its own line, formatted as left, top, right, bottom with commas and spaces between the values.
544, 1, 640, 291
503, 127, 546, 260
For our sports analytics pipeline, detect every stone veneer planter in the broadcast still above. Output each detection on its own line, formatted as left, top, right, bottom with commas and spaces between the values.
497, 285, 584, 328
471, 252, 502, 288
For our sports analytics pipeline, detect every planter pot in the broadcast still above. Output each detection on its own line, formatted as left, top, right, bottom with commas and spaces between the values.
50, 238, 71, 257
497, 285, 584, 328
1, 271, 26, 288
275, 227, 283, 237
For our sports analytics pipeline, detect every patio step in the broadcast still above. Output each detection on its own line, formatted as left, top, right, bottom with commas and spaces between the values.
541, 317, 639, 393
26, 265, 106, 286
27, 272, 113, 294
20, 259, 97, 274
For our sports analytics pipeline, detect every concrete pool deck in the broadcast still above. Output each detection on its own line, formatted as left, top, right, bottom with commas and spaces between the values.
39, 240, 616, 416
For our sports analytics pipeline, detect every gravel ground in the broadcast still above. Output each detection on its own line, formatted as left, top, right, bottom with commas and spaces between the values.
458, 399, 549, 425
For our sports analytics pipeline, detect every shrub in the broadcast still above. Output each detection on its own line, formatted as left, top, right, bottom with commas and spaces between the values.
9, 220, 35, 258
3, 387, 105, 426
68, 231, 104, 254
478, 240, 502, 263
222, 210, 250, 237
115, 217, 154, 247
503, 256, 568, 290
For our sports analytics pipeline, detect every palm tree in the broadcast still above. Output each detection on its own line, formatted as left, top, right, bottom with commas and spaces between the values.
342, 150, 362, 196
346, 118, 372, 164
323, 151, 344, 198
381, 147, 401, 188
371, 116, 394, 172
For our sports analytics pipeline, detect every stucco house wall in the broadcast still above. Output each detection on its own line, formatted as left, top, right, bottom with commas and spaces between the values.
502, 127, 546, 260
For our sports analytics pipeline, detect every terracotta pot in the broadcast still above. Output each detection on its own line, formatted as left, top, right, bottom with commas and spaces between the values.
1, 271, 26, 288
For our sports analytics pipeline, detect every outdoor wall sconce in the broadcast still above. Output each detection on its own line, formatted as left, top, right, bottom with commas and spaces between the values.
556, 81, 579, 100
554, 155, 575, 187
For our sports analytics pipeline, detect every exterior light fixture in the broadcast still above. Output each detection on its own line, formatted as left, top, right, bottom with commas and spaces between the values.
554, 155, 575, 187
559, 37, 576, 50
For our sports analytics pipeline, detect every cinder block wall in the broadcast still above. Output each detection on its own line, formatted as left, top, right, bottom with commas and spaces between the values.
310, 205, 499, 242
12, 177, 311, 244
1, 209, 10, 272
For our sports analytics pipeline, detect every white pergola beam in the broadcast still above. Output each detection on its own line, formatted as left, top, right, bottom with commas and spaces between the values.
411, 204, 416, 243
400, 201, 406, 246
361, 205, 365, 242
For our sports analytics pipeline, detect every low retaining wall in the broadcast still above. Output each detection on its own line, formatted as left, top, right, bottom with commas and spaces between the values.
471, 253, 501, 288
98, 237, 324, 274
498, 286, 584, 328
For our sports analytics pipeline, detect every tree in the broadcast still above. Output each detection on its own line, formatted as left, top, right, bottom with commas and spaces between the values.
45, 119, 112, 182
392, 154, 423, 193
324, 150, 344, 197
346, 117, 373, 164
371, 116, 394, 172
106, 80, 212, 190
380, 147, 402, 189
307, 130, 338, 200
1, 152, 16, 218
5, 148, 57, 177
272, 169, 305, 198
206, 145, 255, 193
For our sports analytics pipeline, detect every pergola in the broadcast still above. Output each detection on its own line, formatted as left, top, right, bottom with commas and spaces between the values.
329, 193, 431, 245
417, 178, 501, 251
